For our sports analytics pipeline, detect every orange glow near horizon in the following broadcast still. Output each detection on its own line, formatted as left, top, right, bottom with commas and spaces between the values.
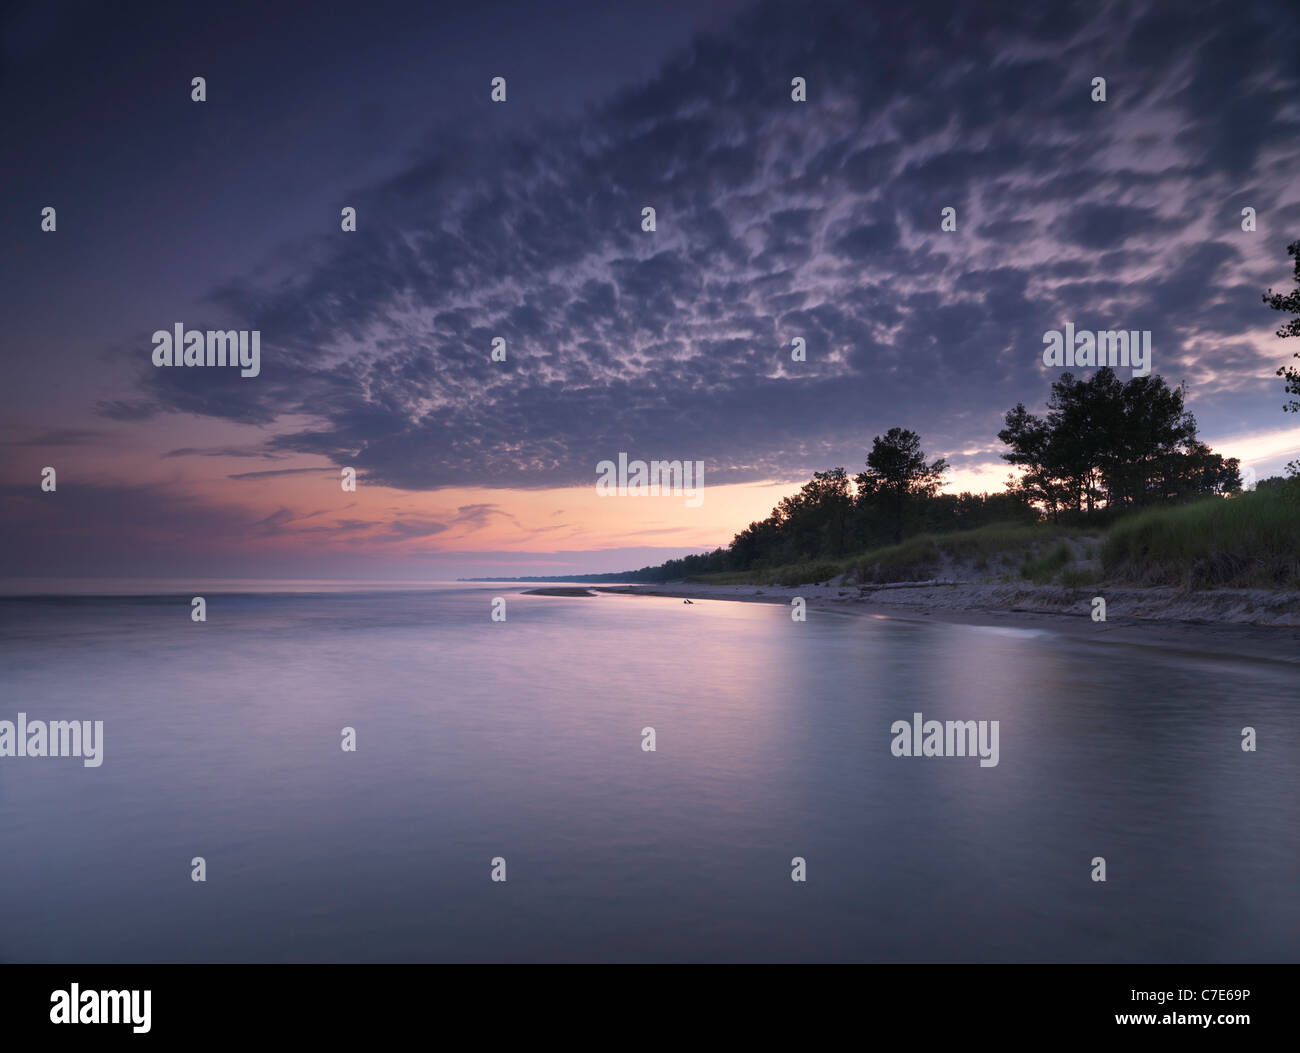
7, 412, 1297, 568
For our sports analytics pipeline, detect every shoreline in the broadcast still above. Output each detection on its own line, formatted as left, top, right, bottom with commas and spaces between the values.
586, 582, 1300, 666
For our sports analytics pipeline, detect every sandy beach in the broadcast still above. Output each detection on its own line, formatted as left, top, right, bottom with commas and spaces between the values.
579, 581, 1300, 666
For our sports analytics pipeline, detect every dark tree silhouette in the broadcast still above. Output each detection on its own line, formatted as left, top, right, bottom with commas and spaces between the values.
1263, 238, 1300, 415
856, 428, 948, 543
999, 368, 1240, 512
771, 467, 854, 560
1264, 238, 1300, 476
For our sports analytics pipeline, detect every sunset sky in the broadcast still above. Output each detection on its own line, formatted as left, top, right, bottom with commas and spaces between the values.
3, 0, 1298, 582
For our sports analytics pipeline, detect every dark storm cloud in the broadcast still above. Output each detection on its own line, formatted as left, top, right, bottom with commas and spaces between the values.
109, 0, 1300, 490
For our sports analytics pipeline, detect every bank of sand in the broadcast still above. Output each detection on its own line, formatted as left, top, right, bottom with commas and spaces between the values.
581, 581, 1300, 666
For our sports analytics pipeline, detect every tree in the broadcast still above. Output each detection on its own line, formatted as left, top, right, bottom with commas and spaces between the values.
999, 368, 1236, 513
998, 401, 1073, 520
730, 514, 782, 569
1047, 370, 1121, 511
1263, 238, 1300, 475
1264, 238, 1300, 413
809, 467, 853, 556
1106, 373, 1199, 505
771, 468, 853, 560
1172, 440, 1242, 498
855, 428, 948, 543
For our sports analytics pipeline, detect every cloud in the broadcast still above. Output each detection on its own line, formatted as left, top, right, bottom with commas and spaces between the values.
382, 518, 450, 540
228, 467, 340, 480
1, 427, 118, 447
104, 0, 1300, 495
164, 446, 286, 460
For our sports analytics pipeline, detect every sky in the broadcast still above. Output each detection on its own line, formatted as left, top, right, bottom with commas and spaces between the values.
2, 0, 1298, 582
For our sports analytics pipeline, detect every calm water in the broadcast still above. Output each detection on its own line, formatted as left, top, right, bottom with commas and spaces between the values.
1, 585, 1296, 962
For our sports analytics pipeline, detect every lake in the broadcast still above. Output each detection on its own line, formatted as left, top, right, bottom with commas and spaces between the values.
1, 585, 1295, 962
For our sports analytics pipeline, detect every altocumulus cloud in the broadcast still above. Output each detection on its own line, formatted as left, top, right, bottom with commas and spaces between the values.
113, 0, 1300, 490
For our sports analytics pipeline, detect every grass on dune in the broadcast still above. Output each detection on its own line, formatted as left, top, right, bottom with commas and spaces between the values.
688, 522, 1087, 587
1100, 480, 1300, 588
1020, 540, 1073, 584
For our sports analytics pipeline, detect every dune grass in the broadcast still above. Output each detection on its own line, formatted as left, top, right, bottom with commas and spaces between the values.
1020, 540, 1073, 584
1059, 565, 1100, 589
848, 523, 1089, 584
1100, 481, 1300, 588
689, 559, 847, 587
688, 522, 1086, 586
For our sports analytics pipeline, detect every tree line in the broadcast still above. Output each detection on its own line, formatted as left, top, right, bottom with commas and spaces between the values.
637, 370, 1243, 579
624, 240, 1299, 580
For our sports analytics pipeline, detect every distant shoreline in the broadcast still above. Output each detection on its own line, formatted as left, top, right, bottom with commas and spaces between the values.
576, 581, 1300, 666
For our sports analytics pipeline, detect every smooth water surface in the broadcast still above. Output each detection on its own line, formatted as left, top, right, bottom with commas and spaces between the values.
1, 586, 1296, 962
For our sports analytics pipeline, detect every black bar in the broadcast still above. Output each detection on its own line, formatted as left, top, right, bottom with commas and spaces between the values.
1, 964, 1288, 1041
